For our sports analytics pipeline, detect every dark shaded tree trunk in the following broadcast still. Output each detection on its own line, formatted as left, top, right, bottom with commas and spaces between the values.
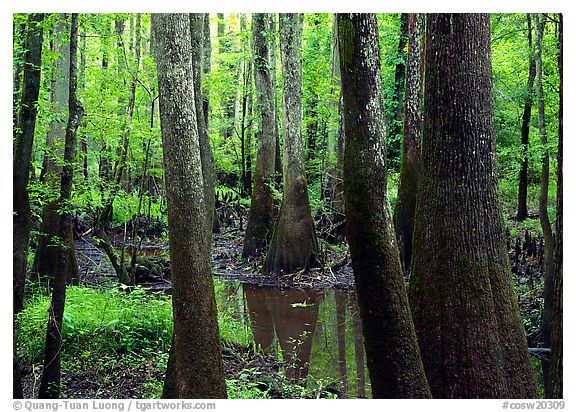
338, 13, 431, 399
13, 12, 44, 399
243, 13, 277, 258
409, 14, 537, 398
394, 13, 424, 274
264, 13, 318, 275
39, 14, 84, 398
153, 13, 227, 399
549, 14, 562, 399
517, 14, 536, 222
33, 14, 79, 287
534, 13, 555, 392
387, 13, 409, 166
80, 24, 89, 181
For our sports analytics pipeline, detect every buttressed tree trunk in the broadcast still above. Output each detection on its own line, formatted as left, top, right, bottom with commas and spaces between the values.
153, 13, 227, 398
549, 13, 562, 399
34, 14, 79, 287
39, 13, 84, 398
13, 12, 44, 399
337, 13, 431, 399
394, 13, 424, 274
409, 14, 537, 398
264, 13, 319, 275
517, 13, 535, 222
243, 13, 277, 258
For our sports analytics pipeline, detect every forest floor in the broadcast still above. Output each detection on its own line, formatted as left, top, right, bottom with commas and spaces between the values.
21, 212, 547, 399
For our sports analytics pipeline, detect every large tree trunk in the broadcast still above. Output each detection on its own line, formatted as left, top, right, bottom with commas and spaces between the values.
162, 15, 217, 398
549, 14, 562, 399
394, 13, 424, 274
264, 13, 318, 275
338, 13, 431, 399
533, 13, 555, 392
33, 14, 79, 287
153, 13, 227, 399
409, 14, 537, 398
243, 13, 277, 258
13, 12, 44, 399
517, 14, 536, 222
39, 14, 84, 398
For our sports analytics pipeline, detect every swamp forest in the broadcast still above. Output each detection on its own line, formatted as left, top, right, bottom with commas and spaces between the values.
12, 12, 563, 400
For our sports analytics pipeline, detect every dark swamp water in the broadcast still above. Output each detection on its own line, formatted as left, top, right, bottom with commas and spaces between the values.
215, 281, 371, 398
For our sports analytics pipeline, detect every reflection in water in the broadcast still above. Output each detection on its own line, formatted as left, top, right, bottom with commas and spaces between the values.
218, 282, 369, 398
245, 287, 320, 386
336, 291, 348, 398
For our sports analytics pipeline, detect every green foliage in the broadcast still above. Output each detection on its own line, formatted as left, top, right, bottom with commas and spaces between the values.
18, 284, 252, 365
18, 286, 173, 364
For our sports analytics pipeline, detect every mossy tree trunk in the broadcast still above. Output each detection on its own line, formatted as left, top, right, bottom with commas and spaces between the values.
34, 14, 79, 287
533, 13, 555, 392
337, 13, 431, 399
13, 12, 44, 399
264, 13, 318, 275
548, 14, 562, 399
394, 13, 424, 274
39, 14, 84, 398
153, 13, 227, 399
409, 14, 537, 398
517, 13, 535, 222
243, 14, 277, 258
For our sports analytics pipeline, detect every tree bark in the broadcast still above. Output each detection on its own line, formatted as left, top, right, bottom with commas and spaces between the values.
548, 13, 562, 399
338, 13, 431, 399
409, 14, 537, 398
243, 13, 277, 258
264, 13, 319, 275
39, 14, 84, 398
153, 13, 227, 399
13, 12, 44, 399
394, 13, 424, 274
162, 15, 218, 397
517, 14, 536, 222
33, 14, 79, 287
